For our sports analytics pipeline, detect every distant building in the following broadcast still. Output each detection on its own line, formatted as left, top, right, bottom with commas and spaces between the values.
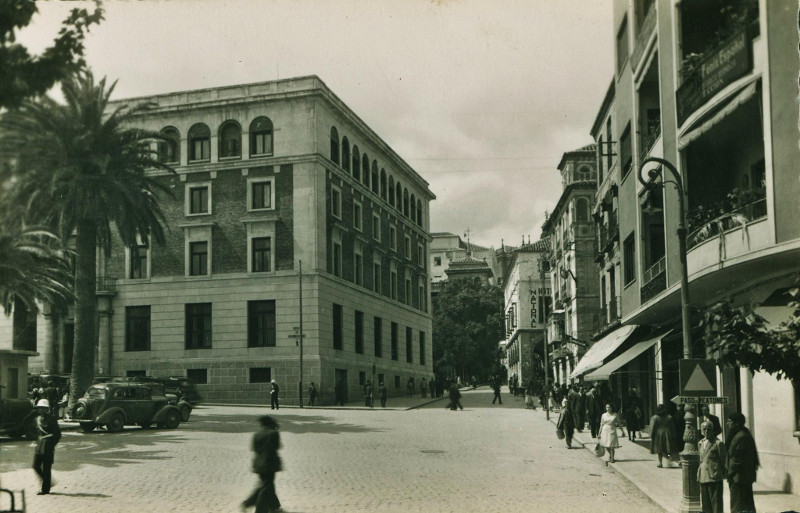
429, 232, 501, 289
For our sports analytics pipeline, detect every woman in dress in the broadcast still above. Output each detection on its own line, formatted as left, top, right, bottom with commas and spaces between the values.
599, 403, 621, 463
650, 403, 678, 467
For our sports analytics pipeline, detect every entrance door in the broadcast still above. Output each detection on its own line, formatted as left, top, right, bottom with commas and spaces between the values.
335, 369, 348, 403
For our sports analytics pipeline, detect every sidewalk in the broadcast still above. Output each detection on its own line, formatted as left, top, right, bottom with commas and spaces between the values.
545, 411, 799, 513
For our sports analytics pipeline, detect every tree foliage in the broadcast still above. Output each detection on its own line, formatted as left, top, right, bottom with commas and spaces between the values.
0, 0, 104, 109
432, 279, 505, 380
701, 288, 800, 383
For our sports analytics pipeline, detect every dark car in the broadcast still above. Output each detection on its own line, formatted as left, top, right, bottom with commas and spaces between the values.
158, 377, 202, 405
70, 382, 182, 432
0, 395, 37, 439
108, 377, 193, 421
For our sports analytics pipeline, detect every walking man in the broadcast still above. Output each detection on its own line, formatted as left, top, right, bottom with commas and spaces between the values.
379, 382, 387, 408
32, 399, 61, 495
307, 382, 317, 406
242, 416, 282, 513
269, 380, 280, 410
447, 382, 463, 411
492, 378, 502, 405
726, 412, 759, 513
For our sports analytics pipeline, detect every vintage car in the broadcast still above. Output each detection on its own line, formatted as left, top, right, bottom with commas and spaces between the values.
107, 377, 193, 421
0, 395, 37, 439
70, 382, 182, 432
158, 377, 202, 405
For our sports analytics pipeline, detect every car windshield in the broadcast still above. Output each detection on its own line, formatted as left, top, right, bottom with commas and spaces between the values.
86, 386, 107, 399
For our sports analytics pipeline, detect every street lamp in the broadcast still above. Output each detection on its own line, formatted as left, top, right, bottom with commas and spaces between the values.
638, 157, 700, 513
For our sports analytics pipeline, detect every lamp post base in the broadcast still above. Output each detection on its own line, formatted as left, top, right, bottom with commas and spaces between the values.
679, 450, 701, 513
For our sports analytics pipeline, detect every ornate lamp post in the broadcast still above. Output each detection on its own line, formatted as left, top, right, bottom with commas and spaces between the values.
638, 157, 700, 513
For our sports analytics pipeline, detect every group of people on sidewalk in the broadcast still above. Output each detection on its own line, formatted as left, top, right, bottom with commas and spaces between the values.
551, 382, 760, 513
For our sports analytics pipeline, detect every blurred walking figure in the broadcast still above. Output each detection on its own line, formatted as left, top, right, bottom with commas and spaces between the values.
573, 386, 585, 431
269, 380, 280, 410
447, 382, 463, 411
698, 420, 727, 513
585, 384, 602, 438
624, 388, 643, 441
491, 378, 502, 405
363, 380, 373, 407
557, 399, 575, 448
32, 399, 61, 495
650, 404, 678, 468
307, 382, 317, 406
599, 403, 621, 464
378, 382, 387, 408
420, 377, 427, 398
242, 416, 282, 513
726, 412, 759, 513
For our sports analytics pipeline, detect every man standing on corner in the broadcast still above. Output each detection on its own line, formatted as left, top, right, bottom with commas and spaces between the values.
726, 412, 759, 513
270, 380, 280, 410
32, 399, 61, 495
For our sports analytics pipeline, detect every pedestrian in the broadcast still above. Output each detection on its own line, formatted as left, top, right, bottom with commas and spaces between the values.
447, 382, 463, 411
363, 380, 373, 407
420, 377, 427, 398
726, 412, 759, 513
44, 381, 60, 418
406, 378, 414, 398
557, 399, 576, 448
32, 399, 61, 495
242, 415, 282, 513
378, 382, 387, 408
573, 386, 585, 431
269, 380, 279, 410
598, 403, 621, 464
307, 382, 317, 406
524, 379, 536, 410
701, 405, 723, 438
491, 378, 502, 405
698, 420, 727, 513
624, 388, 643, 441
585, 384, 602, 438
649, 403, 678, 468
673, 403, 686, 454
334, 379, 346, 406
429, 378, 435, 398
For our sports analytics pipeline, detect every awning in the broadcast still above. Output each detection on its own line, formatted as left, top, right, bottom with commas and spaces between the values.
569, 324, 638, 379
678, 79, 758, 151
585, 329, 674, 381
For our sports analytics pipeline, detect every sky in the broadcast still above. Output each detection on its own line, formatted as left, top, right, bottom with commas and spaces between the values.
19, 0, 614, 250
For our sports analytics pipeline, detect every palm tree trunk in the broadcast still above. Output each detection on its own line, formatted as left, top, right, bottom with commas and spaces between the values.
69, 221, 97, 406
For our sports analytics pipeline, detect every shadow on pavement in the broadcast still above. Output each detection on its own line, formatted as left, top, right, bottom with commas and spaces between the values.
188, 412, 385, 435
49, 492, 111, 498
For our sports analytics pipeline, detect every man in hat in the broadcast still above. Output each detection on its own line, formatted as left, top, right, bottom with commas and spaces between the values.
726, 412, 759, 513
32, 399, 61, 495
269, 380, 280, 410
242, 415, 282, 513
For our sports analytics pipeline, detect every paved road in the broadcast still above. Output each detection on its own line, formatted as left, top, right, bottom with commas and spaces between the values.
0, 388, 663, 513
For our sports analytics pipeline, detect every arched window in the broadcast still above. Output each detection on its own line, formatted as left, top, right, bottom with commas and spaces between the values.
330, 127, 339, 165
576, 197, 590, 222
395, 180, 402, 211
188, 123, 211, 162
250, 117, 273, 156
219, 121, 241, 158
389, 177, 395, 207
403, 188, 409, 217
380, 169, 387, 200
362, 154, 369, 181
410, 194, 416, 222
416, 199, 422, 226
362, 154, 370, 187
341, 136, 350, 172
352, 145, 360, 180
158, 126, 180, 164
371, 162, 378, 194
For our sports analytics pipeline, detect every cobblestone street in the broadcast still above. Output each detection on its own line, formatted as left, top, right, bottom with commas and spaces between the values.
0, 388, 663, 513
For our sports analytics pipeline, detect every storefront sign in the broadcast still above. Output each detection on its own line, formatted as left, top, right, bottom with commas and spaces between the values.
679, 396, 729, 405
676, 30, 751, 125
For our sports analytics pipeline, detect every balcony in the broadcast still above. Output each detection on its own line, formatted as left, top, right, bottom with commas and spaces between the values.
641, 257, 667, 304
688, 194, 766, 250
96, 276, 117, 295
595, 295, 622, 334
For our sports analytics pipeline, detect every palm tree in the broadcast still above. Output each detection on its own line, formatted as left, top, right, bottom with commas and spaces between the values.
0, 70, 175, 404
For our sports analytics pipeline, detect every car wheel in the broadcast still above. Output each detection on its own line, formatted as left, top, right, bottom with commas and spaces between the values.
164, 410, 180, 429
106, 412, 125, 433
80, 422, 96, 432
179, 405, 191, 422
23, 417, 38, 440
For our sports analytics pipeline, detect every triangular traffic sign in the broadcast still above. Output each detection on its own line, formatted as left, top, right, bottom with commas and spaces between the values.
684, 364, 714, 392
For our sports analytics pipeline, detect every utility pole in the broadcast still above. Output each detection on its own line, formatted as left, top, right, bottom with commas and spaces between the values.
299, 260, 304, 408
539, 257, 550, 421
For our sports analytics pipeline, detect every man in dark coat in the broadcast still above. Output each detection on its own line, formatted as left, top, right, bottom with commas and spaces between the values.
447, 383, 463, 411
726, 412, 759, 513
32, 399, 61, 495
269, 380, 280, 410
378, 382, 388, 408
491, 378, 502, 405
585, 385, 602, 438
242, 416, 282, 513
572, 386, 585, 432
701, 405, 723, 438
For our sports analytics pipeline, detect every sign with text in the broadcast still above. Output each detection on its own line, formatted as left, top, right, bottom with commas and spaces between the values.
679, 359, 717, 397
679, 396, 729, 405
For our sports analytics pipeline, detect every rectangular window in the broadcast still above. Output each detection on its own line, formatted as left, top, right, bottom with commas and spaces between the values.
354, 252, 363, 286
434, 256, 442, 266
616, 16, 629, 74
190, 186, 209, 214
252, 237, 271, 272
374, 317, 383, 357
252, 132, 273, 155
331, 186, 341, 219
130, 243, 148, 279
390, 269, 397, 300
250, 367, 271, 383
251, 181, 272, 210
406, 326, 413, 363
624, 233, 636, 285
389, 225, 396, 251
248, 300, 276, 347
185, 303, 212, 349
359, 371, 366, 386
395, 375, 400, 388
353, 201, 362, 231
391, 322, 398, 360
190, 241, 208, 276
333, 242, 342, 277
333, 303, 343, 350
125, 306, 150, 351
620, 123, 632, 176
419, 280, 426, 312
404, 236, 411, 259
417, 244, 425, 269
191, 139, 210, 161
372, 214, 381, 241
405, 277, 412, 306
350, 310, 363, 354
606, 118, 613, 170
419, 331, 426, 365
187, 368, 207, 384
373, 263, 382, 294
